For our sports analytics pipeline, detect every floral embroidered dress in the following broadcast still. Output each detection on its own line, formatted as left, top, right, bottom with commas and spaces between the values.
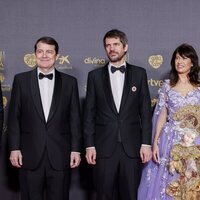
138, 80, 200, 200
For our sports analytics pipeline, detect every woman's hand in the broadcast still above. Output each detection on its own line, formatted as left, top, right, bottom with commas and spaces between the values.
152, 143, 160, 164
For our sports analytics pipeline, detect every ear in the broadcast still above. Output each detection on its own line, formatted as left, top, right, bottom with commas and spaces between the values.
56, 54, 60, 60
124, 44, 128, 52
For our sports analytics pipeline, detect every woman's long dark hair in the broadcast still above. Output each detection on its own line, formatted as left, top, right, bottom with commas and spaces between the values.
170, 43, 200, 86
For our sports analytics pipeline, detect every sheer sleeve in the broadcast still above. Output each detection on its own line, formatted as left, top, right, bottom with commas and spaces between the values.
152, 80, 169, 142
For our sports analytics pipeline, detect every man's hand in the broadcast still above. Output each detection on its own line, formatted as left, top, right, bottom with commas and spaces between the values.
9, 150, 23, 168
70, 152, 81, 168
140, 146, 152, 163
85, 147, 96, 165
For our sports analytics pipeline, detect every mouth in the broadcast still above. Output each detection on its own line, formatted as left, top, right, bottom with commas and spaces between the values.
109, 52, 118, 56
176, 64, 184, 68
40, 59, 50, 61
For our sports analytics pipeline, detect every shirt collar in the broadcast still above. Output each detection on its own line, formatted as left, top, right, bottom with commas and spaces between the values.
37, 68, 55, 76
108, 62, 126, 72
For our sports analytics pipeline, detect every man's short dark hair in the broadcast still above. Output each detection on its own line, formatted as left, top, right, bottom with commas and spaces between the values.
34, 36, 59, 55
103, 29, 128, 48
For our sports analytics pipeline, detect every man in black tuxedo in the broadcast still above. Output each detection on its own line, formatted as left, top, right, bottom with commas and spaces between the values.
84, 29, 152, 200
8, 37, 81, 200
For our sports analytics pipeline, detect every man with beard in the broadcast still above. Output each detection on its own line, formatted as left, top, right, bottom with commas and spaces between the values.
84, 29, 152, 200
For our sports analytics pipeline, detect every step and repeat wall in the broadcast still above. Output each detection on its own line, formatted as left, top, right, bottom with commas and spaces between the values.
0, 0, 200, 199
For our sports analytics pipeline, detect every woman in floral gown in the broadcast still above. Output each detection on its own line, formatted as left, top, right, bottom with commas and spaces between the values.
138, 43, 200, 200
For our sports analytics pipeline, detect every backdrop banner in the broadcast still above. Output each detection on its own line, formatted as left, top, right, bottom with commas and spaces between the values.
0, 1, 200, 199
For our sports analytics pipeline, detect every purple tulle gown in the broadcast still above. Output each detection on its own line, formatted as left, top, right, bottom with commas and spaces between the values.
138, 80, 200, 200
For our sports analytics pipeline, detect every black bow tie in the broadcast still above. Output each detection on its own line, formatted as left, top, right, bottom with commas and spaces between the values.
39, 73, 53, 80
111, 65, 126, 73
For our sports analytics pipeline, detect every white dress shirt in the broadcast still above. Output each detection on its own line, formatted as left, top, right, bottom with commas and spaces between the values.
108, 63, 125, 112
38, 68, 55, 122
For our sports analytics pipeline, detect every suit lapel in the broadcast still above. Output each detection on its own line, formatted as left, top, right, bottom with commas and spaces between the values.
47, 69, 61, 123
119, 64, 132, 113
31, 68, 46, 122
102, 65, 118, 114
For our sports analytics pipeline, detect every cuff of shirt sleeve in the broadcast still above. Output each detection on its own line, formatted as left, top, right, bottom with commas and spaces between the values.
86, 146, 95, 149
141, 144, 151, 148
71, 151, 81, 154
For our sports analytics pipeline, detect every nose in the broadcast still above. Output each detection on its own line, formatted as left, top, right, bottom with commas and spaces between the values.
177, 57, 182, 63
110, 45, 115, 51
42, 51, 47, 57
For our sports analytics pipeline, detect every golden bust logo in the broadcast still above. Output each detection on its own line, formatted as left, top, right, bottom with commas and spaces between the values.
148, 55, 163, 69
0, 51, 5, 69
151, 98, 158, 107
24, 53, 36, 68
0, 73, 5, 83
3, 96, 7, 108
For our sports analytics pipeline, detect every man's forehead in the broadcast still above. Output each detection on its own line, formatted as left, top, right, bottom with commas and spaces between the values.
37, 42, 55, 49
105, 37, 121, 43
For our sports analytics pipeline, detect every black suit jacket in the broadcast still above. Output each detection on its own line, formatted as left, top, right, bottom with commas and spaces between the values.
84, 63, 152, 158
8, 68, 81, 170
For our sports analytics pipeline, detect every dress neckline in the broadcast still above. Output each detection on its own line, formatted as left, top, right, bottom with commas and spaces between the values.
170, 87, 199, 98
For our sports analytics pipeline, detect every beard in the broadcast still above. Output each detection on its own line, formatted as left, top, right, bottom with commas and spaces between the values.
107, 51, 126, 63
